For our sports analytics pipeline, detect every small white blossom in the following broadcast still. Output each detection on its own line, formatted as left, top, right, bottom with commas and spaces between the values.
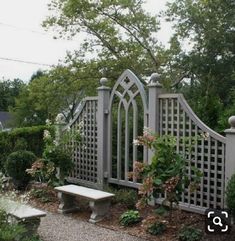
43, 130, 51, 140
200, 132, 210, 140
53, 140, 58, 146
133, 139, 140, 146
45, 119, 52, 126
55, 113, 66, 124
143, 126, 151, 135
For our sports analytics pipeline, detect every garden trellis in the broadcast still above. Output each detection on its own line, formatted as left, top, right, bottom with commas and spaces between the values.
61, 69, 235, 214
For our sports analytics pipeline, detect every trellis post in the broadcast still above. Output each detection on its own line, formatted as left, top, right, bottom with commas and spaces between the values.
54, 113, 66, 181
225, 116, 235, 194
147, 73, 163, 163
97, 78, 111, 189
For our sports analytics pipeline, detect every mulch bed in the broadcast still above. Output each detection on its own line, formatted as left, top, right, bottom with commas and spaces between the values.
26, 186, 235, 241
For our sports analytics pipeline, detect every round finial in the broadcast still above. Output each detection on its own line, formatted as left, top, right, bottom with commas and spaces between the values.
150, 73, 161, 85
228, 116, 235, 128
100, 77, 108, 86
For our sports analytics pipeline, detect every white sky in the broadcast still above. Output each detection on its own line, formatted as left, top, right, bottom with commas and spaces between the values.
0, 0, 172, 82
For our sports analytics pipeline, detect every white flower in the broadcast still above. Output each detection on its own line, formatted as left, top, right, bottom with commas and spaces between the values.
43, 130, 51, 140
200, 132, 210, 140
53, 140, 58, 146
55, 113, 66, 124
143, 126, 151, 135
45, 119, 52, 126
133, 139, 140, 146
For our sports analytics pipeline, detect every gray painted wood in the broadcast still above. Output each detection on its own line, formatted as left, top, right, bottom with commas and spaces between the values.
61, 70, 232, 215
107, 69, 148, 187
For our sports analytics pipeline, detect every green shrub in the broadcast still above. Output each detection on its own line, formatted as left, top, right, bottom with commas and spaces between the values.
5, 150, 36, 189
119, 210, 141, 226
23, 236, 43, 241
0, 209, 7, 226
178, 226, 202, 241
0, 125, 53, 171
105, 186, 138, 208
133, 133, 202, 218
115, 189, 138, 208
43, 146, 73, 178
154, 206, 169, 217
226, 173, 235, 220
147, 222, 166, 235
30, 187, 56, 203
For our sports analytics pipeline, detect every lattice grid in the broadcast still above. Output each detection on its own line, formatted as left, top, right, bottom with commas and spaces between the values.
159, 94, 226, 210
64, 98, 98, 186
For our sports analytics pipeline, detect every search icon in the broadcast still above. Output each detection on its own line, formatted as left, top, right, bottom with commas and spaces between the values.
213, 217, 223, 227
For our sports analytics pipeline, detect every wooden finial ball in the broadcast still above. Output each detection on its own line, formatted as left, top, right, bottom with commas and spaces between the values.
228, 116, 235, 128
100, 77, 108, 86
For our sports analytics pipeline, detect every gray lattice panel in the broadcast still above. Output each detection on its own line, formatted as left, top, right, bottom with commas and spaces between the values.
159, 94, 226, 210
63, 98, 98, 186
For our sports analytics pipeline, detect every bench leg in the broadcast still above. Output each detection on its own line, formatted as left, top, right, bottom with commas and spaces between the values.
8, 216, 41, 237
20, 217, 41, 234
89, 200, 111, 223
57, 192, 79, 214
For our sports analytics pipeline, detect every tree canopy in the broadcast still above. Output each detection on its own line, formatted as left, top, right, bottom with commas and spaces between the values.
12, 60, 100, 126
8, 0, 235, 131
0, 78, 25, 112
43, 0, 162, 77
165, 0, 235, 130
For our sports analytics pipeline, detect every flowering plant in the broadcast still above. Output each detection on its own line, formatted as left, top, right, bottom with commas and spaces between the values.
26, 159, 55, 184
132, 128, 202, 215
27, 118, 83, 186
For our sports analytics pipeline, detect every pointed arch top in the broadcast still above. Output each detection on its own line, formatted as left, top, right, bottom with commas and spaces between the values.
109, 69, 148, 112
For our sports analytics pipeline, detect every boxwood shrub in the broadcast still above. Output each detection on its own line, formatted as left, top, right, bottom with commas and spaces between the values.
5, 150, 37, 189
0, 125, 54, 170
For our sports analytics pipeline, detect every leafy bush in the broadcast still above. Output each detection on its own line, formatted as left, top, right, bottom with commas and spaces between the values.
147, 222, 166, 235
119, 210, 141, 226
178, 226, 202, 241
23, 236, 42, 241
105, 186, 138, 208
5, 150, 36, 189
30, 186, 57, 203
26, 158, 57, 185
26, 125, 76, 186
43, 146, 73, 178
132, 130, 202, 215
226, 173, 235, 220
154, 206, 169, 217
0, 125, 53, 170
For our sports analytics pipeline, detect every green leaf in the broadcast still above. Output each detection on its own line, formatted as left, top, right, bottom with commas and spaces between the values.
154, 178, 162, 185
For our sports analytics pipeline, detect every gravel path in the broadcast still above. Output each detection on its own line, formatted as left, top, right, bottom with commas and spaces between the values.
38, 213, 147, 241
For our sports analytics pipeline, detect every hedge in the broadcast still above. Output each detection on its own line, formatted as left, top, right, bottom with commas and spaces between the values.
0, 125, 54, 170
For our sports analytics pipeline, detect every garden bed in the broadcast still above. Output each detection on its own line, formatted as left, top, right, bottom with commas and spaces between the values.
26, 185, 235, 241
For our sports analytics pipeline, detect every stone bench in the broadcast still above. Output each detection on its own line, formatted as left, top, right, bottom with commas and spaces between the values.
55, 184, 115, 223
0, 198, 46, 233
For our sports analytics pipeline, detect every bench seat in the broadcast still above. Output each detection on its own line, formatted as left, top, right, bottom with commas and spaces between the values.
0, 198, 46, 233
55, 184, 115, 223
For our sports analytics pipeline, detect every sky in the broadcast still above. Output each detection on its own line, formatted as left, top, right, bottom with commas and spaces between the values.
0, 0, 172, 82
